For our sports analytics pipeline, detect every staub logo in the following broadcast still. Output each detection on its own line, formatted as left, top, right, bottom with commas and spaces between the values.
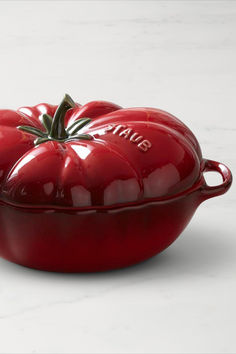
104, 124, 152, 152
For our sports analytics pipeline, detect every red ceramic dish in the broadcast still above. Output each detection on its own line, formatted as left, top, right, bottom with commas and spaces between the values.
0, 95, 232, 272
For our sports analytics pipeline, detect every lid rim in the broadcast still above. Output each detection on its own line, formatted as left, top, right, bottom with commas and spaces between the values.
0, 175, 205, 213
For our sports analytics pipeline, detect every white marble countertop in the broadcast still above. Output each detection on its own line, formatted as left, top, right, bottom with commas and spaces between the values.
0, 1, 235, 353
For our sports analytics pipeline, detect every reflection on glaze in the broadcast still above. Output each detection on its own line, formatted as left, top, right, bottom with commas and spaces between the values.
70, 144, 92, 160
9, 153, 36, 179
18, 107, 33, 117
35, 105, 48, 115
43, 182, 54, 196
71, 185, 91, 207
104, 178, 140, 206
144, 164, 180, 198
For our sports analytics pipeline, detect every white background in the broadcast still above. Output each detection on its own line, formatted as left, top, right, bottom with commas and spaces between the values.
0, 1, 235, 353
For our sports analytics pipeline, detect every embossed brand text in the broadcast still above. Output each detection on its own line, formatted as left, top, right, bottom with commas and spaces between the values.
104, 125, 152, 152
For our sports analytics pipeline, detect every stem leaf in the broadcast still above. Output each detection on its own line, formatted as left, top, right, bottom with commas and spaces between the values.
34, 137, 50, 145
76, 134, 93, 140
68, 134, 93, 142
67, 118, 92, 135
18, 126, 46, 138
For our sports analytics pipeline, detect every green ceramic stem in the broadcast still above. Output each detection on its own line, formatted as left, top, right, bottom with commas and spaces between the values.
17, 94, 93, 145
49, 94, 75, 140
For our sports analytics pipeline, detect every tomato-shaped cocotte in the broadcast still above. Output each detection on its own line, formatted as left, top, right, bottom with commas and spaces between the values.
0, 94, 232, 272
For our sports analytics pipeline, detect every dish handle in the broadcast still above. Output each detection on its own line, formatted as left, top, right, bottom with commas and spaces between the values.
200, 159, 232, 201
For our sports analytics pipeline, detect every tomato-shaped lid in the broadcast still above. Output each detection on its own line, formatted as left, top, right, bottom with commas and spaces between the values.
0, 95, 202, 208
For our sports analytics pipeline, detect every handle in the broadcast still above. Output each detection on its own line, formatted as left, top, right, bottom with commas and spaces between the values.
200, 159, 232, 200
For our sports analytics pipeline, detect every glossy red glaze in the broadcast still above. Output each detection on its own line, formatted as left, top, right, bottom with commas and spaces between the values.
0, 98, 232, 272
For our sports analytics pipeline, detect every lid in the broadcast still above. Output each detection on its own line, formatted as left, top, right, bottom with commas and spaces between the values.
0, 95, 202, 209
